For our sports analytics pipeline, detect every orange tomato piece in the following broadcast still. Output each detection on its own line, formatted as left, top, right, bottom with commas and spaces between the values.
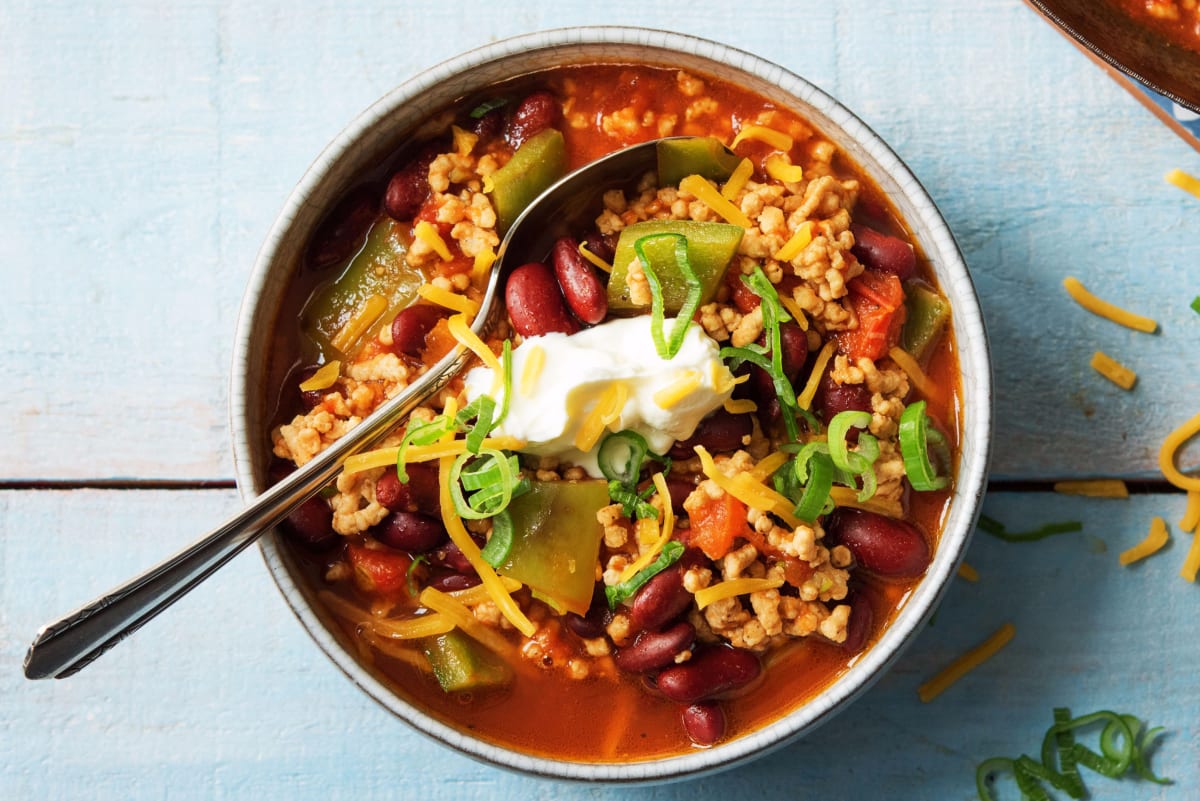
687, 492, 750, 561
834, 269, 907, 361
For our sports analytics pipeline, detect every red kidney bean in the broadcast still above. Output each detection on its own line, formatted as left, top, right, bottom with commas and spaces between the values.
664, 476, 697, 515
669, 410, 752, 459
824, 508, 931, 578
307, 187, 377, 271
295, 365, 327, 410
391, 304, 448, 357
850, 223, 916, 281
682, 702, 726, 746
426, 570, 481, 593
471, 107, 504, 141
565, 596, 613, 640
384, 147, 438, 221
284, 496, 338, 549
506, 90, 561, 147
840, 589, 875, 654
429, 532, 485, 575
726, 269, 760, 313
582, 230, 617, 265
630, 566, 692, 631
375, 463, 441, 516
656, 646, 761, 703
552, 236, 607, 325
745, 364, 781, 427
370, 511, 446, 553
814, 368, 873, 444
505, 262, 580, 337
776, 321, 808, 382
613, 622, 695, 674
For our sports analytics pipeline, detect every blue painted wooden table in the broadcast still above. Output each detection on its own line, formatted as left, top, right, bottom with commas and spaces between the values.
3, 2, 1198, 799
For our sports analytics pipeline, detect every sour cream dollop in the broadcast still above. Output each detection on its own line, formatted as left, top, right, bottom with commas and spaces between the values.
463, 316, 735, 477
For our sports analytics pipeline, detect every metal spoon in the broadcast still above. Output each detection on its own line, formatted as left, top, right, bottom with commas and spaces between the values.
22, 135, 672, 680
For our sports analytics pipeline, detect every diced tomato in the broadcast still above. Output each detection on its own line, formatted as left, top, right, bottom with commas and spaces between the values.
686, 492, 750, 561
834, 268, 907, 360
347, 543, 413, 596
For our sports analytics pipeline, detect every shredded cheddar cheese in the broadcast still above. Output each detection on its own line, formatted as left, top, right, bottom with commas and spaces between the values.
654, 371, 702, 409
365, 612, 457, 640
574, 382, 629, 452
447, 313, 501, 375
797, 341, 836, 410
417, 283, 480, 316
721, 157, 754, 200
730, 124, 794, 151
888, 346, 938, 400
331, 294, 388, 353
829, 486, 904, 518
298, 360, 341, 392
679, 174, 753, 228
578, 242, 612, 273
616, 473, 675, 583
419, 586, 513, 656
917, 622, 1015, 703
1062, 277, 1158, 333
1119, 516, 1169, 566
1181, 490, 1200, 532
956, 562, 980, 582
695, 446, 801, 528
1158, 410, 1200, 492
694, 577, 785, 610
1166, 167, 1200, 200
779, 294, 810, 330
341, 436, 526, 476
450, 124, 477, 157
724, 398, 757, 415
747, 450, 790, 483
764, 153, 803, 183
448, 576, 522, 606
773, 221, 814, 263
1089, 351, 1137, 390
1182, 528, 1200, 582
472, 245, 497, 280
413, 220, 453, 262
437, 454, 535, 637
1052, 479, 1129, 499
519, 344, 544, 396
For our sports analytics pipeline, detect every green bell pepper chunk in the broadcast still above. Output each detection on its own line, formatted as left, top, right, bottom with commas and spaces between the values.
608, 220, 744, 314
901, 283, 952, 360
487, 128, 567, 234
300, 216, 421, 360
657, 137, 742, 187
422, 630, 512, 693
494, 480, 610, 616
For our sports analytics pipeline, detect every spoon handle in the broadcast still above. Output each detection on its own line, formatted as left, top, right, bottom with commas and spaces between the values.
23, 350, 468, 680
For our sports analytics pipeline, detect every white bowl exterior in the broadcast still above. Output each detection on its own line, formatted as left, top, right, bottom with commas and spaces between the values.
230, 26, 992, 783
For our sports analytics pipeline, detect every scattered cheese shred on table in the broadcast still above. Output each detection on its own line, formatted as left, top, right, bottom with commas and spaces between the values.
1052, 479, 1129, 498
1158, 409, 1200, 493
1119, 516, 1170, 566
1089, 350, 1137, 390
1062, 276, 1158, 333
956, 562, 980, 582
918, 623, 1015, 703
1165, 167, 1200, 201
1180, 490, 1200, 533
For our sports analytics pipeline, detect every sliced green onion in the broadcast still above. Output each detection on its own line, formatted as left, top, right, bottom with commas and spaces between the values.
978, 515, 1083, 543
1190, 295, 1200, 316
1011, 759, 1053, 801
604, 541, 684, 609
597, 430, 651, 486
742, 266, 799, 442
608, 480, 659, 521
975, 757, 1017, 801
494, 338, 513, 428
1045, 707, 1086, 798
395, 415, 454, 483
469, 97, 508, 118
793, 451, 834, 522
898, 400, 950, 491
455, 395, 497, 454
634, 233, 702, 360
1133, 726, 1171, 785
448, 447, 521, 519
480, 510, 514, 567
405, 555, 427, 598
826, 410, 873, 473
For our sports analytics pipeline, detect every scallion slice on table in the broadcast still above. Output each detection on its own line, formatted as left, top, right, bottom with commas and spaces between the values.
977, 515, 1083, 543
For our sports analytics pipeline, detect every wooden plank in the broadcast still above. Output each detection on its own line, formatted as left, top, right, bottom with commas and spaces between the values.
1, 2, 1197, 483
3, 489, 1195, 798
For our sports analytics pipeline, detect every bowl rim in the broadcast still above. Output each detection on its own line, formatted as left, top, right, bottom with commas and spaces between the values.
230, 25, 993, 784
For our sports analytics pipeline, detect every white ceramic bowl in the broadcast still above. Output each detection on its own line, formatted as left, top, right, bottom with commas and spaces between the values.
230, 26, 992, 783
